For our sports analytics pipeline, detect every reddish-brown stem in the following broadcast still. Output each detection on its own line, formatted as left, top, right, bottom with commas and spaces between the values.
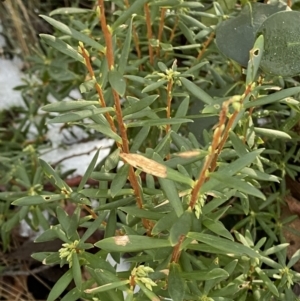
144, 3, 154, 65
210, 111, 238, 171
189, 156, 212, 209
80, 45, 118, 140
82, 204, 98, 219
157, 8, 166, 57
169, 15, 179, 42
97, 1, 146, 223
171, 235, 185, 263
197, 32, 215, 61
98, 0, 114, 69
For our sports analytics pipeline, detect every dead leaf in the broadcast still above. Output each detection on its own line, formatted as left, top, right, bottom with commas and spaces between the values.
120, 153, 167, 178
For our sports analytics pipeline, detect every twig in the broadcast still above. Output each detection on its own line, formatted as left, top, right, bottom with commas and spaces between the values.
97, 0, 148, 230
197, 32, 215, 61
1, 264, 53, 277
52, 146, 98, 167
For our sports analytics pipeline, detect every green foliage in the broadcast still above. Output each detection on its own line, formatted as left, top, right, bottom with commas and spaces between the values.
2, 0, 300, 300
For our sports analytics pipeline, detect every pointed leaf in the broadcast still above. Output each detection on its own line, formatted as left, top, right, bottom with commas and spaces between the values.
187, 232, 260, 258
40, 15, 105, 53
47, 270, 73, 301
109, 69, 126, 96
209, 173, 265, 200
40, 34, 84, 63
180, 77, 213, 105
95, 235, 171, 252
110, 164, 130, 198
168, 263, 185, 301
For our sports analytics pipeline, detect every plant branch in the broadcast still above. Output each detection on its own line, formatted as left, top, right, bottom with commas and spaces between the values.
79, 44, 117, 134
97, 0, 145, 217
169, 15, 179, 42
197, 32, 215, 61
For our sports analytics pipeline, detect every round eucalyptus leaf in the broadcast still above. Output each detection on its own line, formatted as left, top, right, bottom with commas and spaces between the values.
216, 2, 289, 66
257, 10, 300, 77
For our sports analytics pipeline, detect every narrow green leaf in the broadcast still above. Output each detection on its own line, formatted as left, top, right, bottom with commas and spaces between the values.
255, 267, 279, 297
127, 118, 193, 128
246, 35, 264, 85
203, 218, 234, 241
152, 211, 177, 235
158, 178, 184, 217
112, 0, 148, 29
229, 131, 248, 157
118, 16, 134, 75
31, 252, 55, 263
253, 127, 291, 139
48, 107, 114, 124
244, 87, 300, 108
41, 100, 99, 112
172, 97, 190, 133
40, 15, 105, 53
169, 210, 192, 246
168, 263, 185, 301
95, 235, 171, 252
109, 69, 126, 96
288, 249, 300, 268
201, 149, 264, 193
34, 228, 62, 243
130, 126, 150, 152
47, 270, 73, 301
123, 95, 159, 116
50, 7, 92, 16
95, 197, 134, 211
142, 80, 168, 93
80, 212, 106, 243
78, 149, 100, 190
119, 206, 164, 220
80, 188, 133, 198
12, 194, 64, 206
43, 253, 62, 266
60, 287, 82, 301
85, 280, 130, 294
104, 148, 120, 172
136, 281, 160, 301
84, 124, 122, 143
241, 167, 280, 182
180, 77, 213, 104
209, 173, 266, 200
40, 34, 84, 63
180, 268, 229, 280
110, 164, 130, 198
72, 253, 82, 289
187, 232, 260, 258
56, 206, 70, 234
35, 226, 69, 243
39, 159, 71, 191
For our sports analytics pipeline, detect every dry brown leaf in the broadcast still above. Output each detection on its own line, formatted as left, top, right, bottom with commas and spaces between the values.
120, 153, 167, 178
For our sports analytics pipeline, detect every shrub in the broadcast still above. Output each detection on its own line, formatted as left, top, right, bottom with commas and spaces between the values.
2, 1, 300, 300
